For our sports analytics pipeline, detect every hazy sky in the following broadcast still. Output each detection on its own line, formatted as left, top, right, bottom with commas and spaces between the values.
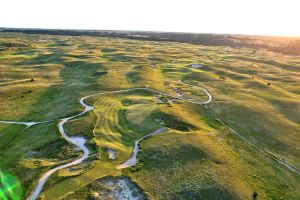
1, 0, 299, 36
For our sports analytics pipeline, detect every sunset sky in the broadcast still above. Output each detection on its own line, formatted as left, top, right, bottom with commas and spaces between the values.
1, 0, 299, 36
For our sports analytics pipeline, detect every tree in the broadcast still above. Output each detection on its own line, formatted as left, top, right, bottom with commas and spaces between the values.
252, 192, 258, 199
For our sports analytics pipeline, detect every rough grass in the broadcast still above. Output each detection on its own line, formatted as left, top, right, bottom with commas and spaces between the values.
0, 32, 299, 199
126, 130, 300, 199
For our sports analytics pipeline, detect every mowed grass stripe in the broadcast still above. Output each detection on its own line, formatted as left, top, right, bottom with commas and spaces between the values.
91, 92, 160, 162
95, 95, 126, 150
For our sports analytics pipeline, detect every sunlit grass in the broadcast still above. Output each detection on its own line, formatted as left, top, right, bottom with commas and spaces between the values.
0, 32, 299, 199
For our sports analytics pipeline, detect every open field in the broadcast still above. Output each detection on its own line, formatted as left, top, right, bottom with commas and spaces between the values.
0, 31, 299, 200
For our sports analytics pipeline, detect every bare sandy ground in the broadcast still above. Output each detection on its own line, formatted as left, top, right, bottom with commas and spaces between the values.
117, 128, 168, 169
1, 80, 297, 200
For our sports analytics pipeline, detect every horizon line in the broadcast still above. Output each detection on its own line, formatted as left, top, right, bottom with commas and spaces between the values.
1, 26, 300, 38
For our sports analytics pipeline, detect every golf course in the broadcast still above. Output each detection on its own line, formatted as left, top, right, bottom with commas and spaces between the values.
0, 30, 299, 200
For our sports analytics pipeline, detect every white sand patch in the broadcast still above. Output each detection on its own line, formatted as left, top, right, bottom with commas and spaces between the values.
155, 96, 164, 103
108, 149, 117, 160
93, 177, 146, 200
191, 64, 204, 69
117, 128, 167, 169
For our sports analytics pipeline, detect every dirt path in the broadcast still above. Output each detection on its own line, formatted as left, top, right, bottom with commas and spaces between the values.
27, 97, 93, 200
228, 126, 300, 174
5, 81, 299, 199
117, 127, 168, 169
205, 99, 300, 175
178, 80, 213, 104
0, 120, 52, 128
24, 85, 212, 199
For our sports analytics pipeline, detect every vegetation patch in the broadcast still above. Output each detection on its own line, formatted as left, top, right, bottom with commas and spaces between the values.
92, 71, 108, 76
62, 176, 147, 200
151, 111, 197, 131
0, 32, 299, 199
110, 54, 133, 62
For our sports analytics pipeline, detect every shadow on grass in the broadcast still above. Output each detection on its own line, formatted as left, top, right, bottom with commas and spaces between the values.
16, 50, 64, 66
224, 56, 299, 72
141, 143, 208, 170
173, 187, 237, 200
0, 50, 105, 194
126, 66, 143, 84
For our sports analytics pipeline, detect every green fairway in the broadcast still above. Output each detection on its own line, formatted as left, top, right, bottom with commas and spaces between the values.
92, 91, 162, 162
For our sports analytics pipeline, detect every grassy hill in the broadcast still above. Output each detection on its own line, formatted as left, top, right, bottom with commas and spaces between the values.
0, 31, 299, 199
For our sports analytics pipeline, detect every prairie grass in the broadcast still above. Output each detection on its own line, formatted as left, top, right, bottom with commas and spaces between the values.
0, 32, 299, 199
